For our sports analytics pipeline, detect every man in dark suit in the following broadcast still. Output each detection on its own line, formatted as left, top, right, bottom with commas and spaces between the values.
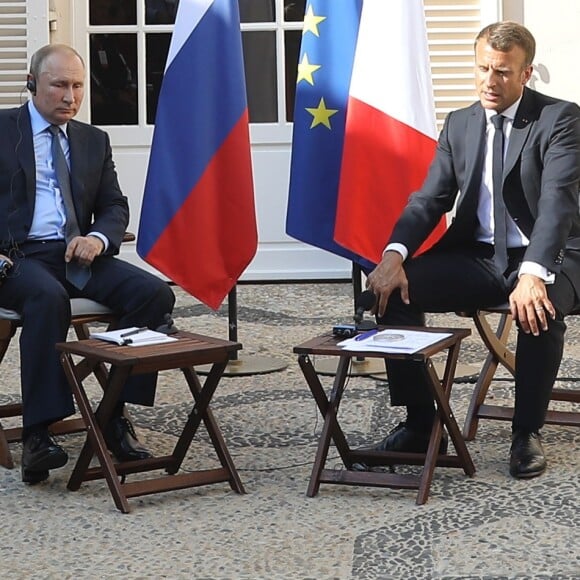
0, 44, 175, 484
358, 22, 580, 478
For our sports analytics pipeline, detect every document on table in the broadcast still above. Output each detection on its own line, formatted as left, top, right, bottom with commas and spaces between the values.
90, 327, 178, 347
338, 328, 452, 354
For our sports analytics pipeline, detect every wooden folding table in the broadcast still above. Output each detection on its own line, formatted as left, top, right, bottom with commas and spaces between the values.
294, 327, 475, 504
57, 331, 245, 513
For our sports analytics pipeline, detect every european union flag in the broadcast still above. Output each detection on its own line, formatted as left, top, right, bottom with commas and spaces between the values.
285, 0, 373, 269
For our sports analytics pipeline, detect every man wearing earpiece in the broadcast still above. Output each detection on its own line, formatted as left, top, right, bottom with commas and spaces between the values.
0, 44, 175, 485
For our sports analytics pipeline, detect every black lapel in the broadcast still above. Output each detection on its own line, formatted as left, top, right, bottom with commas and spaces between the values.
10, 105, 36, 214
457, 105, 486, 215
504, 88, 534, 176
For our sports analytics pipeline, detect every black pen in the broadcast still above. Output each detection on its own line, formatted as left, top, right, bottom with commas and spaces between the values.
119, 327, 148, 338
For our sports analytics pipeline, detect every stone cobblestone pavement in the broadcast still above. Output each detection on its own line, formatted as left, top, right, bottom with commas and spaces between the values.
1, 282, 578, 579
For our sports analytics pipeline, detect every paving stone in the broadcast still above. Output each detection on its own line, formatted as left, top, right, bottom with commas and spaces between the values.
1, 283, 578, 579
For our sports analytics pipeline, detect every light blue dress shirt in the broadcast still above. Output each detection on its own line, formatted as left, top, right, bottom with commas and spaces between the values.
26, 100, 109, 250
27, 100, 67, 240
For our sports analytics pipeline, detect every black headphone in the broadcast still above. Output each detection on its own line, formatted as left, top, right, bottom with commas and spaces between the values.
26, 76, 36, 95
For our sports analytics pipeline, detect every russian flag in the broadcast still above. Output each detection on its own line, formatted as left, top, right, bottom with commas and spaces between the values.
137, 0, 257, 310
286, 0, 445, 267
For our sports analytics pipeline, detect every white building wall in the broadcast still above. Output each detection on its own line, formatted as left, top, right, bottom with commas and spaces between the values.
11, 1, 580, 283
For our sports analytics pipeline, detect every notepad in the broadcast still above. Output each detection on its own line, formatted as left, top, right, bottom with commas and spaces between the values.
89, 327, 178, 347
338, 329, 452, 354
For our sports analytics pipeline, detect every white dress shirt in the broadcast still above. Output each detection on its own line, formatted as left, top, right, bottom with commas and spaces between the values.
386, 97, 553, 283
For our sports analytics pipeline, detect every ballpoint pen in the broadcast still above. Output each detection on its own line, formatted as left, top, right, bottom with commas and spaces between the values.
119, 327, 148, 338
354, 328, 379, 341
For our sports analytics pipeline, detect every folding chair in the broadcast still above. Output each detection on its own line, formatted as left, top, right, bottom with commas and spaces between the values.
459, 305, 580, 440
0, 298, 118, 468
0, 233, 136, 469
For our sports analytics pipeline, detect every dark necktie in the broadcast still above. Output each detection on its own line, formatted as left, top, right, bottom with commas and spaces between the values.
49, 125, 91, 289
491, 114, 508, 274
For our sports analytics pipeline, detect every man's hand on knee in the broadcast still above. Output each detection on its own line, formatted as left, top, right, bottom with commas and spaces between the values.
65, 236, 104, 267
366, 250, 409, 317
509, 274, 556, 336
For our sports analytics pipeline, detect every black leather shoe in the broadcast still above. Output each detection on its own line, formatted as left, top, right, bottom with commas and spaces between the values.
104, 416, 152, 462
351, 422, 448, 471
21, 430, 68, 484
509, 431, 546, 479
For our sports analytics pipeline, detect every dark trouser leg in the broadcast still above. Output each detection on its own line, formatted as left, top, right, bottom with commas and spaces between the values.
0, 242, 75, 428
76, 256, 176, 406
376, 245, 507, 424
513, 273, 578, 432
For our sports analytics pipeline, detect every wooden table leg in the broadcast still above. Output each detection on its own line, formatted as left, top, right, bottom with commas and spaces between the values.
417, 344, 475, 505
300, 354, 351, 497
61, 353, 132, 513
0, 425, 13, 469
175, 364, 245, 494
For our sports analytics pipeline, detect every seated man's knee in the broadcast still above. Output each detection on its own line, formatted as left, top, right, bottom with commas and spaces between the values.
154, 280, 175, 312
27, 281, 70, 312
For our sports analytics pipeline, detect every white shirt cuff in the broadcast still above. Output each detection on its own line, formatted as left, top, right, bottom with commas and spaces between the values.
384, 243, 408, 261
518, 261, 555, 284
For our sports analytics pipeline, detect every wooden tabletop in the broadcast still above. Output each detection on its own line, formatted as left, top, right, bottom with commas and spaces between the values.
293, 326, 471, 362
56, 330, 242, 372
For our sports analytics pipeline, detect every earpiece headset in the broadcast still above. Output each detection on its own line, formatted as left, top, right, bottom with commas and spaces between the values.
26, 76, 36, 95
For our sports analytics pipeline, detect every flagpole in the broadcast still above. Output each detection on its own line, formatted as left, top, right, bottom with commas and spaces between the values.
314, 263, 386, 377
196, 286, 287, 377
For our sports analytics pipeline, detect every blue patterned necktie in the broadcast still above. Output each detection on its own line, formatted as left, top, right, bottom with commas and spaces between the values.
49, 125, 91, 289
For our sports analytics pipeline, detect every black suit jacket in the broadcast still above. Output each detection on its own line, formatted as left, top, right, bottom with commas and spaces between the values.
390, 87, 580, 291
0, 104, 129, 254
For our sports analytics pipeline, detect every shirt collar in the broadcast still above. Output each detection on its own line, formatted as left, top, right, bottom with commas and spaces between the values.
27, 100, 69, 137
484, 97, 522, 124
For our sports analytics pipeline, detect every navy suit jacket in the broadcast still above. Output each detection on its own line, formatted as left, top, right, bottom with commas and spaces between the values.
0, 104, 129, 254
390, 87, 580, 291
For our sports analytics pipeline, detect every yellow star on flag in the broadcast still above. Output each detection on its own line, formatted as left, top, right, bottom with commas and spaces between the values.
306, 97, 338, 129
296, 53, 321, 85
302, 5, 326, 37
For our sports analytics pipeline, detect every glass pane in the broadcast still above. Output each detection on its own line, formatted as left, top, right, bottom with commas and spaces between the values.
285, 29, 302, 121
146, 34, 172, 124
89, 1, 136, 25
242, 31, 277, 123
145, 0, 180, 25
90, 34, 138, 125
239, 0, 275, 23
284, 0, 306, 22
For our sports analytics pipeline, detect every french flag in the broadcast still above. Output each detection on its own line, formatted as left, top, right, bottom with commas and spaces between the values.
286, 0, 445, 267
334, 0, 445, 263
137, 0, 257, 310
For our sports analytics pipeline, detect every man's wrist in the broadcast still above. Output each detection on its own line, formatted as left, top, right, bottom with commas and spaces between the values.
518, 260, 555, 284
87, 233, 106, 254
88, 232, 108, 254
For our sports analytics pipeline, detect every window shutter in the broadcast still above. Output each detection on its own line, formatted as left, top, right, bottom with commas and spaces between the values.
0, 0, 30, 108
424, 0, 482, 131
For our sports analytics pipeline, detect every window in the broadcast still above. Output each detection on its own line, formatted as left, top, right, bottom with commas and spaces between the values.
0, 0, 36, 109
241, 0, 483, 135
87, 0, 178, 126
424, 0, 481, 130
239, 1, 305, 123
83, 0, 485, 132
